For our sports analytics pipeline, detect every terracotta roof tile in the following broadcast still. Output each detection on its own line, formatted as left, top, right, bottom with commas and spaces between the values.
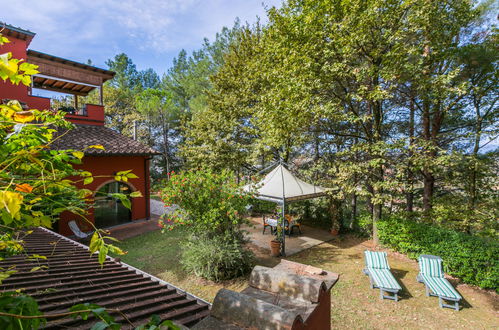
0, 228, 210, 328
52, 124, 159, 156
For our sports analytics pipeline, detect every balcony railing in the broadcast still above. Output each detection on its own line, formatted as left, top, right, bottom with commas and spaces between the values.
57, 105, 88, 116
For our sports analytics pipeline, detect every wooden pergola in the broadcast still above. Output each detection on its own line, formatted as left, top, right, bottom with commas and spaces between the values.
27, 50, 115, 106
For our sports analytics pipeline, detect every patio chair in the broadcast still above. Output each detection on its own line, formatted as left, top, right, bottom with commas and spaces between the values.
262, 215, 272, 234
417, 255, 461, 311
287, 216, 302, 235
362, 250, 402, 301
68, 220, 93, 241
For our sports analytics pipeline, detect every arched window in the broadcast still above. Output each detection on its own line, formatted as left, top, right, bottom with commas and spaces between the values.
94, 181, 132, 228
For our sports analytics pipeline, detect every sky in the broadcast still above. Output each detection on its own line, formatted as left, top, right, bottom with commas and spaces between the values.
1, 0, 282, 75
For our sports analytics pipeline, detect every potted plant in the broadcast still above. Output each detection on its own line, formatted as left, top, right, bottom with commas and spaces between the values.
330, 225, 340, 236
330, 215, 340, 235
270, 224, 283, 257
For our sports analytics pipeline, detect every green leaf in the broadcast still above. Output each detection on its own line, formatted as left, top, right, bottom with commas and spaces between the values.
89, 231, 101, 254
98, 245, 108, 265
90, 321, 109, 330
130, 191, 143, 198
84, 177, 94, 185
121, 198, 131, 210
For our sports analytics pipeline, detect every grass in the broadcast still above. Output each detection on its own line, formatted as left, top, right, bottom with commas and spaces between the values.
113, 229, 248, 301
115, 230, 498, 329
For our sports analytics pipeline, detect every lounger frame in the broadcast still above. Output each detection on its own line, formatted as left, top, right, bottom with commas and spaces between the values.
362, 251, 401, 301
417, 254, 461, 311
363, 268, 399, 301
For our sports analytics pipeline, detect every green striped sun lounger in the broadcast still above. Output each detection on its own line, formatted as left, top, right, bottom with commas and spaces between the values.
417, 255, 462, 311
363, 250, 402, 301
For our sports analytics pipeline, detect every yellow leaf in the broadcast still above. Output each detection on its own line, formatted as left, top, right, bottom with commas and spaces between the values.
0, 191, 23, 220
72, 151, 84, 159
88, 144, 105, 150
0, 105, 15, 119
6, 100, 23, 112
13, 111, 34, 123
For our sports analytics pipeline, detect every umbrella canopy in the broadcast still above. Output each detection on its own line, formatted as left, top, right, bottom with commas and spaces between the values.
243, 164, 326, 204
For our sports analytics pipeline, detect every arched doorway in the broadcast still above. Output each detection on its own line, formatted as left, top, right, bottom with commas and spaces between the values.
94, 181, 132, 228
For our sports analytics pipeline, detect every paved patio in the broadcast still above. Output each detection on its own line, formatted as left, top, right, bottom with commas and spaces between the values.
108, 217, 160, 240
244, 216, 334, 256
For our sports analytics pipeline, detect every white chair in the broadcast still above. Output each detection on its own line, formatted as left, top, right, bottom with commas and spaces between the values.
68, 220, 92, 240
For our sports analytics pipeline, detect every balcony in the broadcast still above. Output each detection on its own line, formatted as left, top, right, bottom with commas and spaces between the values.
63, 104, 105, 126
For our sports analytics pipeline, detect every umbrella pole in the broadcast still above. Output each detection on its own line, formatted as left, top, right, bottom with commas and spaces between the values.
281, 200, 286, 256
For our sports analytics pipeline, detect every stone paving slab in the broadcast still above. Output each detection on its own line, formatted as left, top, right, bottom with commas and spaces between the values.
243, 217, 334, 256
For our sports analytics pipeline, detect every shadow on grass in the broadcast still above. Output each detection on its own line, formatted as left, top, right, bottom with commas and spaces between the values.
391, 269, 412, 300
327, 234, 369, 250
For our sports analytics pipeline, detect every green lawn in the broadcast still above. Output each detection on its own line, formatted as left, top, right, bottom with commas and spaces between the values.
114, 230, 498, 329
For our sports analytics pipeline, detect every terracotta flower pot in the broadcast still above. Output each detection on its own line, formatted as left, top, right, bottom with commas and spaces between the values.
270, 240, 281, 257
330, 228, 339, 236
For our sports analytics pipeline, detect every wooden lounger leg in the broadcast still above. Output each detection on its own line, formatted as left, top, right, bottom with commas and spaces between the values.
380, 289, 399, 301
425, 284, 430, 297
439, 297, 460, 311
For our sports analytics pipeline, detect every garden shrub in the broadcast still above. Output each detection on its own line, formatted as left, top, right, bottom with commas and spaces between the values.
181, 233, 254, 281
159, 169, 255, 281
249, 198, 275, 215
159, 169, 252, 235
290, 199, 332, 230
378, 216, 499, 291
356, 212, 373, 236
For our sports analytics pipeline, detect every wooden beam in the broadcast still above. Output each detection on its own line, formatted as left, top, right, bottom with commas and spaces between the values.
28, 57, 113, 85
62, 82, 72, 89
32, 84, 89, 96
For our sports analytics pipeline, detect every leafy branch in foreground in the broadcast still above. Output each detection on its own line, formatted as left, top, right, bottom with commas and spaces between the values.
0, 32, 152, 328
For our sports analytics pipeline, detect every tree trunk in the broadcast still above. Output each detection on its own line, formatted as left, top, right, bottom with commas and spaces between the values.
470, 94, 483, 209
372, 165, 383, 245
161, 116, 171, 175
422, 99, 433, 213
366, 183, 374, 215
329, 198, 342, 232
406, 95, 415, 212
350, 192, 357, 230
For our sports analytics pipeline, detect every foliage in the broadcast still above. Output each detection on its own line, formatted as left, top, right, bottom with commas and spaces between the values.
356, 212, 374, 237
0, 35, 38, 85
378, 216, 499, 291
248, 197, 275, 215
290, 199, 332, 230
0, 33, 144, 327
159, 169, 254, 281
159, 169, 253, 235
180, 232, 254, 282
182, 0, 498, 245
0, 292, 44, 329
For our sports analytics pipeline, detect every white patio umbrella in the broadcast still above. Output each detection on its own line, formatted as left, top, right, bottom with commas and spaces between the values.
243, 162, 327, 256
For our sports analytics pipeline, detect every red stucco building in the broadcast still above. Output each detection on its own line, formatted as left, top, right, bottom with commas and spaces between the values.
1, 24, 157, 236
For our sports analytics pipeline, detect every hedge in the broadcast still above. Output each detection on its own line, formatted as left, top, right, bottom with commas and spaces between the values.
378, 216, 499, 291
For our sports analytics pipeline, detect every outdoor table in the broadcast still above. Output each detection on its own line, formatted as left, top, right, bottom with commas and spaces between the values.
265, 218, 279, 234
